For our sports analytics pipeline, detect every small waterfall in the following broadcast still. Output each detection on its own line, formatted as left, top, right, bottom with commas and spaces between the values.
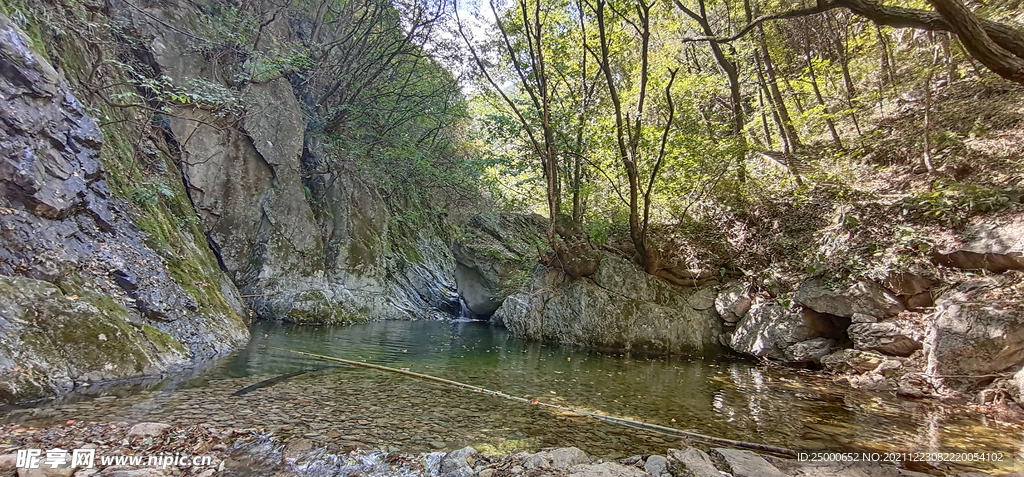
454, 297, 479, 322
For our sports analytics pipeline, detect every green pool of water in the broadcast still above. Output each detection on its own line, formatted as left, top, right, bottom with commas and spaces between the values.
6, 320, 1023, 473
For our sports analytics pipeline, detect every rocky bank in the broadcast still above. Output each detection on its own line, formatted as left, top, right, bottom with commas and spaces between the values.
0, 422, 999, 477
453, 210, 1024, 406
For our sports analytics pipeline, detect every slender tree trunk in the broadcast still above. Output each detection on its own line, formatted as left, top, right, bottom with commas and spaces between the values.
805, 37, 843, 148
783, 76, 806, 115
755, 52, 788, 152
758, 25, 802, 152
758, 87, 773, 147
941, 32, 959, 82
922, 44, 940, 174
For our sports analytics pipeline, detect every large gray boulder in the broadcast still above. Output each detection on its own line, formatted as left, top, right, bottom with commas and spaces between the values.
715, 282, 753, 323
452, 213, 548, 316
933, 215, 1024, 273
710, 448, 787, 477
729, 304, 843, 361
925, 277, 1024, 390
795, 278, 903, 319
523, 447, 591, 470
848, 321, 923, 357
494, 253, 723, 355
667, 448, 720, 477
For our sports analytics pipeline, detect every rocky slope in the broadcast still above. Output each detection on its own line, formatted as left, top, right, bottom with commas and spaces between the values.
0, 13, 248, 403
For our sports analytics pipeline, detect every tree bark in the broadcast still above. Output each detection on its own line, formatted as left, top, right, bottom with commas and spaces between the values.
682, 0, 1024, 85
925, 0, 1024, 84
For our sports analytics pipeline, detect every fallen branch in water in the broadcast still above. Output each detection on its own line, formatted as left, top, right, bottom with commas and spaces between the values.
271, 347, 798, 457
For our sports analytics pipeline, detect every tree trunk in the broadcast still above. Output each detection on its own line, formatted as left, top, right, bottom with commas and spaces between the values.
805, 39, 843, 148
758, 24, 802, 153
925, 0, 1024, 84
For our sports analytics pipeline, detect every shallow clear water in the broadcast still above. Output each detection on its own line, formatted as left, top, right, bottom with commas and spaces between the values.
6, 320, 1024, 473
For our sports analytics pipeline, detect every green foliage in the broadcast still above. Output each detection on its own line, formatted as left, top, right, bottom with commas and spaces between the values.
130, 183, 176, 207
895, 183, 1017, 225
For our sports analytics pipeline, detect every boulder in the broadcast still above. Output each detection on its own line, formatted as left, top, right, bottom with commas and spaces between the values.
729, 304, 840, 361
784, 338, 836, 364
452, 213, 548, 316
932, 216, 1024, 273
795, 278, 903, 319
0, 454, 16, 473
882, 272, 938, 297
495, 253, 723, 355
523, 447, 591, 470
820, 349, 887, 374
565, 462, 648, 477
127, 422, 171, 437
925, 277, 1024, 390
710, 448, 787, 477
882, 272, 940, 311
848, 321, 923, 357
643, 455, 669, 476
440, 447, 479, 477
715, 282, 752, 323
687, 287, 717, 311
666, 448, 720, 477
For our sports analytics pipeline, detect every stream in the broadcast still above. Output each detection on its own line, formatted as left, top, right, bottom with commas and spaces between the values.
5, 320, 1024, 473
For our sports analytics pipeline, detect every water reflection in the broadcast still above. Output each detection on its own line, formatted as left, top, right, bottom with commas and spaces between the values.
4, 320, 1023, 473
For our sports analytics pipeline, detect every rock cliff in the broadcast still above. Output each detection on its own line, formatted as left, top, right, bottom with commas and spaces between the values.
0, 13, 248, 402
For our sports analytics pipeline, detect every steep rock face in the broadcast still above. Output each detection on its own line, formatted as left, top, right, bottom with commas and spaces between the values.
113, 0, 458, 322
451, 213, 548, 316
0, 14, 248, 402
493, 252, 722, 355
925, 276, 1024, 391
